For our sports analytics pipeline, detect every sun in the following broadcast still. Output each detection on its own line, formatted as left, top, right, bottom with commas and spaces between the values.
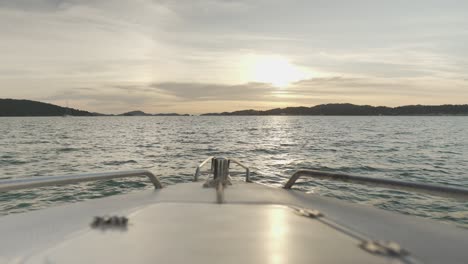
242, 54, 311, 87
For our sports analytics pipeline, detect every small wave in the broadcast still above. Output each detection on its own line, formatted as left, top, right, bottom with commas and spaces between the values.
2, 116, 467, 227
56, 147, 79, 152
358, 165, 380, 172
395, 131, 413, 135
398, 171, 415, 177
18, 140, 50, 144
102, 160, 138, 166
437, 150, 460, 155
280, 143, 297, 147
136, 144, 155, 148
179, 140, 198, 144
253, 148, 280, 155
0, 159, 29, 165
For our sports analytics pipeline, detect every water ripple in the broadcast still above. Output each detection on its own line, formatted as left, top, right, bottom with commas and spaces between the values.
0, 116, 467, 227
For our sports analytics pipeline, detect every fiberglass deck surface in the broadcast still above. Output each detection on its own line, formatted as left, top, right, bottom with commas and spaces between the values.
0, 181, 467, 263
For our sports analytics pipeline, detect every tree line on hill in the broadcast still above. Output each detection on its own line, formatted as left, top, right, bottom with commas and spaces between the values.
1, 99, 468, 116
0, 99, 98, 116
0, 99, 187, 116
202, 103, 468, 116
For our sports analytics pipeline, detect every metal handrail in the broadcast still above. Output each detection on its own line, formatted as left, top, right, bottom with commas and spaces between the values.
0, 170, 163, 192
229, 158, 251, 182
194, 156, 214, 181
284, 170, 468, 200
194, 157, 251, 182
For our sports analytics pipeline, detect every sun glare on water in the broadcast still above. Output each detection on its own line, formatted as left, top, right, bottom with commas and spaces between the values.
242, 54, 311, 87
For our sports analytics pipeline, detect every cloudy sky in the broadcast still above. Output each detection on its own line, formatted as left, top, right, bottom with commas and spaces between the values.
1, 0, 467, 114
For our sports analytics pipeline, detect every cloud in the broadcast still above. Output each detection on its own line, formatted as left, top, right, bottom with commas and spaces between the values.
152, 76, 466, 101
1, 0, 468, 113
29, 73, 468, 114
292, 76, 468, 97
37, 85, 165, 113
151, 82, 278, 101
152, 76, 468, 107
0, 0, 68, 12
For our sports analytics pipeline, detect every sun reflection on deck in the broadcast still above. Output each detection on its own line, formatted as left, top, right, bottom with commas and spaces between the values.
267, 207, 289, 264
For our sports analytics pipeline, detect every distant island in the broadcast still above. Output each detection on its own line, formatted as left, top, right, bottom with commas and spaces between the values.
202, 103, 468, 116
1, 98, 468, 116
0, 99, 189, 116
119, 110, 189, 116
0, 99, 99, 116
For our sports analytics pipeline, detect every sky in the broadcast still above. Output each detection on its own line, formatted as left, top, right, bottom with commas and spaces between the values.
0, 0, 467, 114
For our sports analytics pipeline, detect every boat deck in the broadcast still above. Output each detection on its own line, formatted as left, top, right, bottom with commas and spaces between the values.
1, 181, 467, 263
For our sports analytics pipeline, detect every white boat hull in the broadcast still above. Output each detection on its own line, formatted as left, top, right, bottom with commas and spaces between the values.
1, 181, 466, 263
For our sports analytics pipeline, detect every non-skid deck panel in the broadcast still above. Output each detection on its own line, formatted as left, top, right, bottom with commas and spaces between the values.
25, 204, 396, 264
0, 181, 467, 264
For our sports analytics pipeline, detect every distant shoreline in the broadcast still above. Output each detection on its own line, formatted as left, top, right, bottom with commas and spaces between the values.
0, 114, 468, 118
1, 98, 468, 117
2, 114, 468, 117
201, 103, 468, 116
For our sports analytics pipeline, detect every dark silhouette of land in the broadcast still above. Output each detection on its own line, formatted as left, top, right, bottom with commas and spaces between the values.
0, 99, 188, 116
0, 99, 99, 116
119, 110, 152, 116
119, 110, 189, 116
202, 103, 468, 116
1, 99, 468, 116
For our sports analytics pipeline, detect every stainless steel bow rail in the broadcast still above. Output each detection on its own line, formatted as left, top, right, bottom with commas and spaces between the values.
194, 157, 250, 182
0, 170, 163, 192
194, 156, 214, 182
229, 158, 251, 182
284, 169, 468, 200
194, 157, 251, 204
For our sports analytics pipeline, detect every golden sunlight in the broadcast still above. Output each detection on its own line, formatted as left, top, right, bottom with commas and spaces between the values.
242, 54, 311, 87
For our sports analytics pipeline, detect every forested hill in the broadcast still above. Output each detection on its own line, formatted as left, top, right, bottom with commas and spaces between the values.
2, 99, 468, 116
202, 103, 468, 116
0, 99, 99, 116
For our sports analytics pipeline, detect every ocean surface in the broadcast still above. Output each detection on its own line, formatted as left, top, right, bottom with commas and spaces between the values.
1, 116, 467, 227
